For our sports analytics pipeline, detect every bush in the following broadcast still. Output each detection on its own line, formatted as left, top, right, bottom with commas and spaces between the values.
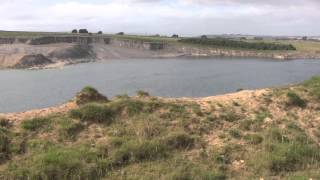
179, 38, 296, 51
244, 134, 263, 145
303, 76, 320, 99
21, 117, 52, 131
75, 86, 108, 105
69, 103, 114, 124
79, 29, 88, 33
136, 90, 150, 97
229, 129, 242, 139
58, 118, 85, 140
111, 140, 168, 165
164, 132, 196, 150
287, 91, 307, 108
0, 118, 10, 128
5, 147, 110, 180
269, 142, 320, 173
220, 109, 242, 122
0, 128, 11, 163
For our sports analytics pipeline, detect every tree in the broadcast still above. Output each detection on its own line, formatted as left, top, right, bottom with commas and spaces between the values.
79, 29, 89, 34
72, 29, 78, 33
172, 34, 179, 38
201, 35, 208, 39
302, 36, 308, 40
98, 31, 103, 34
116, 32, 124, 35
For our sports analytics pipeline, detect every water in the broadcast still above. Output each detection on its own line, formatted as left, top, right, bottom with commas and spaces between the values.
1, 57, 320, 113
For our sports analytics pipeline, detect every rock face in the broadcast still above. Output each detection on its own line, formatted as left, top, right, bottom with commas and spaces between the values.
13, 54, 53, 69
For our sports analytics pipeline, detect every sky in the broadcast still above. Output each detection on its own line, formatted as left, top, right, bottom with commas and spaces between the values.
0, 0, 319, 36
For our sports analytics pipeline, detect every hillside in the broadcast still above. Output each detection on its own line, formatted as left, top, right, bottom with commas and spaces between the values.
1, 31, 320, 69
0, 76, 320, 179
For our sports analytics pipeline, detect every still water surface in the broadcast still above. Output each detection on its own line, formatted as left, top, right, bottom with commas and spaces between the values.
1, 57, 320, 113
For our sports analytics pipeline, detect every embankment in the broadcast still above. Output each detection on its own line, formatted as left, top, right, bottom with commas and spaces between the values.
0, 35, 319, 69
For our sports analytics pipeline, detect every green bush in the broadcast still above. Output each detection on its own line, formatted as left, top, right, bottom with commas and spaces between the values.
58, 118, 85, 140
0, 118, 10, 128
75, 86, 108, 105
244, 134, 263, 145
229, 129, 242, 139
136, 90, 150, 97
287, 91, 307, 108
268, 142, 320, 173
111, 140, 168, 165
0, 128, 11, 163
164, 132, 196, 150
303, 76, 320, 99
21, 117, 52, 131
179, 38, 296, 51
5, 146, 110, 180
69, 103, 114, 124
220, 109, 242, 122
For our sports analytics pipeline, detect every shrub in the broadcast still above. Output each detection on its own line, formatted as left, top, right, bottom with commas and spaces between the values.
0, 128, 11, 163
21, 117, 52, 131
287, 91, 307, 108
0, 118, 10, 128
164, 132, 196, 150
79, 29, 88, 33
136, 90, 150, 97
69, 103, 114, 124
220, 109, 242, 122
75, 86, 108, 105
229, 129, 242, 139
58, 118, 85, 140
179, 38, 296, 51
303, 76, 320, 99
268, 142, 320, 173
111, 140, 168, 165
5, 147, 110, 180
244, 134, 263, 145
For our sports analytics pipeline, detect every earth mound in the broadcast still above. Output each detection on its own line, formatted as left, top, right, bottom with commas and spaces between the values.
13, 54, 53, 69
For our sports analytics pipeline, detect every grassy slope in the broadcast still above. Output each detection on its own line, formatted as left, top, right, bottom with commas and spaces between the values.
1, 77, 320, 179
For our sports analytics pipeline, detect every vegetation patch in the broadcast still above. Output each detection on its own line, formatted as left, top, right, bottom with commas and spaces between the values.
21, 117, 52, 131
75, 86, 108, 105
287, 91, 307, 108
179, 38, 296, 51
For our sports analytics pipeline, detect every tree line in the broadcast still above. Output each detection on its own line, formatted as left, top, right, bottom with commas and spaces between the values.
179, 38, 296, 51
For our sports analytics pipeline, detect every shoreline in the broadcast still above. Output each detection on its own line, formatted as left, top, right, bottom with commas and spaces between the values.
0, 89, 269, 121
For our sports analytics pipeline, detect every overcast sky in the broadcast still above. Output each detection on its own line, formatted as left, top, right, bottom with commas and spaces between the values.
0, 0, 319, 36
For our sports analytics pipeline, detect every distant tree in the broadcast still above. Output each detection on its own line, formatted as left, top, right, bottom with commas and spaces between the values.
79, 29, 89, 34
201, 35, 208, 39
254, 37, 263, 40
116, 32, 124, 35
240, 37, 247, 40
72, 29, 78, 33
154, 34, 160, 37
302, 36, 308, 40
172, 34, 179, 38
98, 31, 103, 34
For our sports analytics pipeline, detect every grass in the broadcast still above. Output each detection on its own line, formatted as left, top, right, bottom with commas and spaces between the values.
287, 91, 307, 108
21, 117, 52, 131
2, 77, 320, 179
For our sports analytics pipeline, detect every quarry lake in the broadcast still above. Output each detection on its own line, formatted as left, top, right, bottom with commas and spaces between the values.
1, 57, 320, 113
